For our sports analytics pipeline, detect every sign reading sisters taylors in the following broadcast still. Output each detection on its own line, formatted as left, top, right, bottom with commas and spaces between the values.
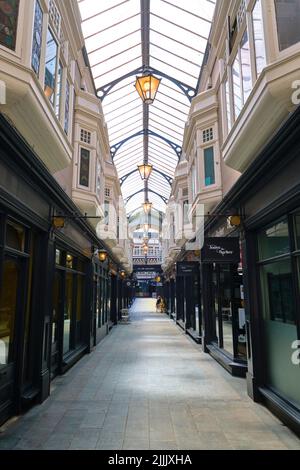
201, 237, 240, 264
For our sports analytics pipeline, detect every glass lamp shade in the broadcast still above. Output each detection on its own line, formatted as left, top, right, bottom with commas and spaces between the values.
134, 74, 161, 104
138, 163, 153, 181
52, 216, 65, 229
143, 200, 152, 214
98, 250, 108, 262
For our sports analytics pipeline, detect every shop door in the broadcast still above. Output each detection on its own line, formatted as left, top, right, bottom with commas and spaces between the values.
0, 255, 22, 422
51, 270, 63, 378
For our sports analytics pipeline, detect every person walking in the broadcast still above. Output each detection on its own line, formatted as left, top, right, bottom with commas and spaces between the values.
156, 296, 162, 312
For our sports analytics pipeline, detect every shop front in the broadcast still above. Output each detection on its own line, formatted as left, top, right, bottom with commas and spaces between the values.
0, 215, 47, 423
51, 247, 90, 378
205, 106, 300, 434
245, 211, 300, 434
92, 259, 109, 346
201, 237, 247, 376
0, 114, 122, 426
176, 261, 201, 343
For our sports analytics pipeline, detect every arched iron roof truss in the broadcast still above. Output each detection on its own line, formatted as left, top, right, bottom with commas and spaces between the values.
78, 0, 216, 215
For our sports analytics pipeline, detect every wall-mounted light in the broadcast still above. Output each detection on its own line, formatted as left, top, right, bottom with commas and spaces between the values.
138, 163, 153, 181
98, 250, 108, 262
229, 215, 242, 227
52, 216, 65, 229
134, 73, 161, 105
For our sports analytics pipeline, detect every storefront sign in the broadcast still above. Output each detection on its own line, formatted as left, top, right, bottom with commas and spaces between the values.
134, 265, 161, 273
176, 262, 199, 276
201, 237, 240, 263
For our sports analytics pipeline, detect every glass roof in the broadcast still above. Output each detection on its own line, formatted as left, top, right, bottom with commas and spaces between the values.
78, 0, 216, 214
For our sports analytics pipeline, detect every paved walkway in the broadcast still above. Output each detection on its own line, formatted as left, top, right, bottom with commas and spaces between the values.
1, 299, 300, 450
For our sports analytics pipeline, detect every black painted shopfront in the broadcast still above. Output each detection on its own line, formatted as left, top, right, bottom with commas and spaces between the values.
176, 262, 201, 343
0, 115, 128, 426
201, 237, 247, 377
203, 105, 300, 435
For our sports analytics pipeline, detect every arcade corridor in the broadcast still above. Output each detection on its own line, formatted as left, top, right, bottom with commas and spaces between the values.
0, 299, 299, 451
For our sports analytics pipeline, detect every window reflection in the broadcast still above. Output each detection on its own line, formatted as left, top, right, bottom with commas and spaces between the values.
6, 222, 25, 252
252, 0, 266, 76
63, 272, 73, 355
52, 271, 60, 346
225, 79, 232, 132
76, 275, 83, 345
275, 0, 300, 51
44, 28, 58, 105
240, 29, 252, 103
31, 0, 43, 74
261, 259, 295, 325
258, 219, 290, 260
232, 51, 242, 119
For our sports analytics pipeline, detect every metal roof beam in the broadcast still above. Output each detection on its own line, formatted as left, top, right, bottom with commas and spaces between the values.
97, 66, 196, 102
120, 168, 173, 186
125, 189, 168, 205
111, 129, 182, 159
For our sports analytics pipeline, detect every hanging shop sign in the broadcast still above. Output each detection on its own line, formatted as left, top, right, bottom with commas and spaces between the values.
176, 261, 199, 276
201, 237, 240, 264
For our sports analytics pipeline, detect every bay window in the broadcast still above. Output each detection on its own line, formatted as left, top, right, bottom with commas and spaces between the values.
223, 0, 268, 131
30, 1, 73, 134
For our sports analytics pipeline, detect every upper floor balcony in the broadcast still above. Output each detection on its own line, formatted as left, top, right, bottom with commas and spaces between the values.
209, 0, 300, 173
222, 48, 300, 172
0, 0, 82, 174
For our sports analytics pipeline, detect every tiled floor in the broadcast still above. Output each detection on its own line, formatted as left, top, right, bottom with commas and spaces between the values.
1, 298, 300, 450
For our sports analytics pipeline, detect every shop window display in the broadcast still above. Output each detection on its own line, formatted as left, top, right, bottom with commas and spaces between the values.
211, 263, 246, 360
258, 217, 300, 407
